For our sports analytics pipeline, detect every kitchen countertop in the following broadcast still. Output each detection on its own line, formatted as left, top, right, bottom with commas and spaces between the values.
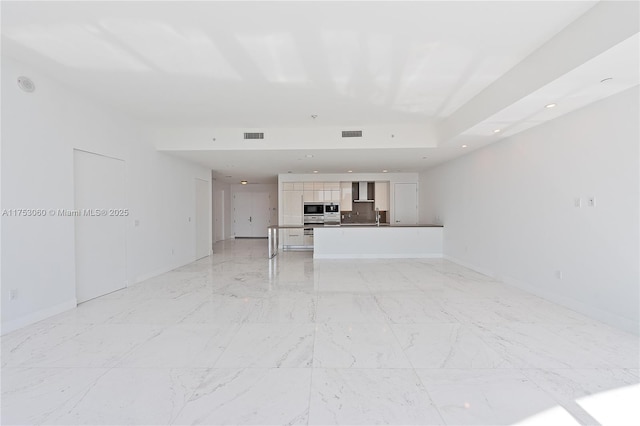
270, 223, 443, 229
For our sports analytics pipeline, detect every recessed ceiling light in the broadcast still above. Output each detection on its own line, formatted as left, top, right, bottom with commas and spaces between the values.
462, 145, 468, 148
422, 156, 427, 159
313, 170, 318, 173
493, 129, 501, 133
382, 170, 388, 173
545, 103, 557, 109
225, 175, 232, 178
347, 170, 353, 173
305, 154, 314, 158
240, 180, 248, 185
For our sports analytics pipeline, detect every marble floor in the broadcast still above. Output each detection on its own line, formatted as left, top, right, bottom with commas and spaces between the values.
2, 239, 639, 425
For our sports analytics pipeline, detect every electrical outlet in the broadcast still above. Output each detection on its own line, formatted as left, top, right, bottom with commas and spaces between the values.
555, 270, 563, 280
588, 197, 596, 207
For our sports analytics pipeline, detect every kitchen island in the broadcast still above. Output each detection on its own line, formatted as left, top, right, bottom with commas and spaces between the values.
268, 224, 443, 259
313, 224, 443, 259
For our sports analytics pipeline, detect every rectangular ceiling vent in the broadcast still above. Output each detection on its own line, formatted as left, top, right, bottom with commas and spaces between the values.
342, 130, 363, 138
244, 132, 264, 140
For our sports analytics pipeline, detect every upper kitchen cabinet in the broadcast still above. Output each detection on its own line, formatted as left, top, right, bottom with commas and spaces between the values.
340, 182, 352, 211
324, 182, 340, 203
283, 182, 304, 191
303, 182, 315, 202
374, 181, 390, 211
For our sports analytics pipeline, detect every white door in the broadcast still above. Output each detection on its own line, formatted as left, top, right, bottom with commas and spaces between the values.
233, 192, 254, 237
250, 192, 270, 237
74, 150, 126, 303
393, 183, 418, 224
233, 192, 272, 237
195, 178, 210, 259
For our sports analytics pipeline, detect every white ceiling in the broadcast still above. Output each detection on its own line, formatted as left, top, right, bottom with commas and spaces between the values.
2, 1, 638, 183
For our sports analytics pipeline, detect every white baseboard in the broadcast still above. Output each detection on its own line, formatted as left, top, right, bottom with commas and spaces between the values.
133, 256, 201, 285
444, 255, 639, 335
1, 298, 77, 336
315, 253, 443, 259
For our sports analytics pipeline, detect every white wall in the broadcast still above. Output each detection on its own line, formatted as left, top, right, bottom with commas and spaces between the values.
1, 57, 211, 334
420, 87, 639, 333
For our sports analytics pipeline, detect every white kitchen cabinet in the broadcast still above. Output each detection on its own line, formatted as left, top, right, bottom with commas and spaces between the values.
303, 233, 314, 247
282, 190, 303, 225
324, 182, 340, 190
284, 228, 304, 246
323, 189, 340, 202
313, 182, 324, 201
340, 182, 352, 211
303, 190, 315, 202
375, 181, 390, 211
283, 182, 303, 191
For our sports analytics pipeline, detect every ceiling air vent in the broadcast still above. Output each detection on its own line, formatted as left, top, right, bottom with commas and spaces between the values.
244, 132, 264, 140
342, 130, 362, 138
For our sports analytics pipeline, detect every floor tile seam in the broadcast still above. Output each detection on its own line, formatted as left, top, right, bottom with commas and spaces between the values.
406, 363, 447, 425
385, 319, 431, 382
480, 323, 635, 369
205, 320, 247, 370
518, 367, 600, 426
110, 326, 169, 369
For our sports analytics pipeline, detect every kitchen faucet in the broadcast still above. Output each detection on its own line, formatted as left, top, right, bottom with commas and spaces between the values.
375, 207, 380, 226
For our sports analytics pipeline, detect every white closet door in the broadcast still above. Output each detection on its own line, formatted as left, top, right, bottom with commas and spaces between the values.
393, 183, 418, 225
250, 192, 271, 237
74, 150, 126, 303
195, 178, 210, 259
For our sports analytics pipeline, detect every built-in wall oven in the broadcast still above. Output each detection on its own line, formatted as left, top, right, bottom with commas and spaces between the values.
303, 203, 323, 246
324, 203, 340, 225
303, 203, 324, 216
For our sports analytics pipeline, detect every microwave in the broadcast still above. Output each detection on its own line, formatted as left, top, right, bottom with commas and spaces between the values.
303, 203, 324, 215
324, 203, 339, 213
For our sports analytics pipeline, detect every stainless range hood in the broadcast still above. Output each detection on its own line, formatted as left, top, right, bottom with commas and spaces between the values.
354, 181, 374, 202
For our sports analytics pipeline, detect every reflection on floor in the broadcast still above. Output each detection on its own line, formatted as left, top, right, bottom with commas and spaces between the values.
2, 239, 639, 425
